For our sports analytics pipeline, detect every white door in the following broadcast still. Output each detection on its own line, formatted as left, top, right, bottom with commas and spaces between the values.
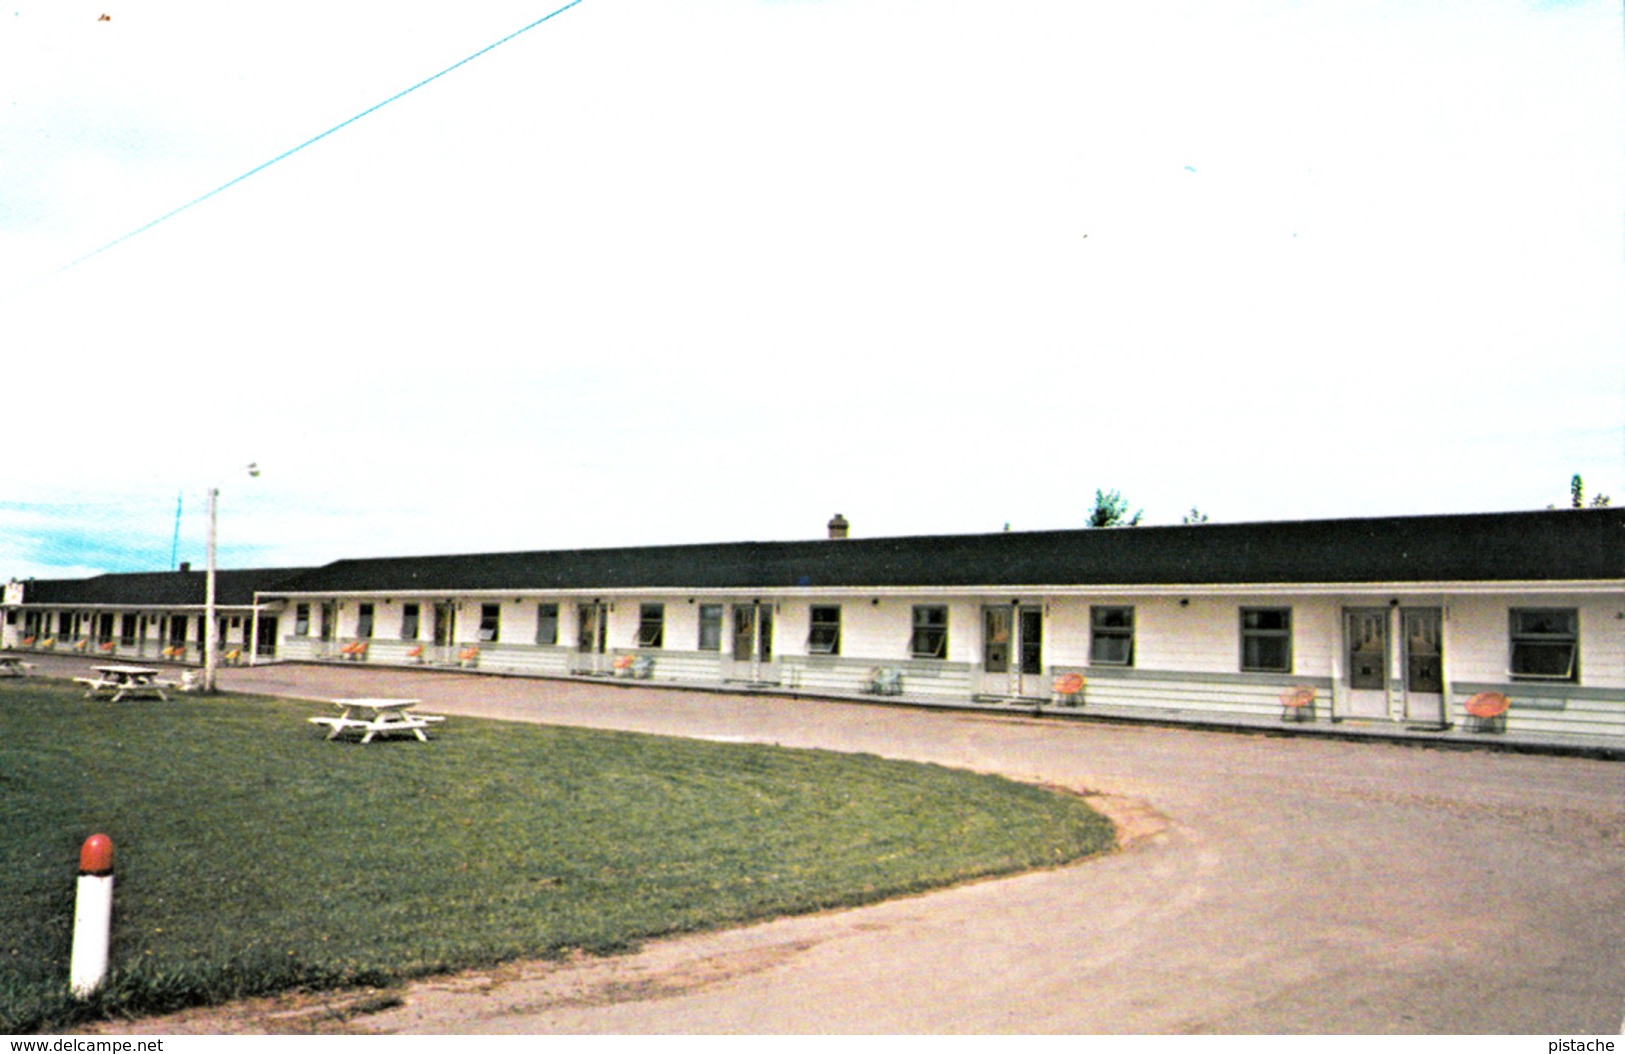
1402, 608, 1445, 725
1344, 609, 1391, 720
575, 602, 608, 674
982, 605, 1043, 698
728, 603, 776, 684
432, 602, 456, 663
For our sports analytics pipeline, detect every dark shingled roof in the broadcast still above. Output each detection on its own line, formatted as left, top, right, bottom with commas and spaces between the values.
267, 509, 1625, 594
21, 568, 312, 607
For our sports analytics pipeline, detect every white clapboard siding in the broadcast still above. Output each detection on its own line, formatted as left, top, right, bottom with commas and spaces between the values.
1444, 596, 1625, 689
781, 655, 909, 696
782, 657, 868, 694
607, 650, 725, 685
837, 600, 979, 664
351, 640, 413, 666
782, 657, 976, 699
1450, 684, 1625, 741
458, 644, 573, 676
1065, 667, 1327, 721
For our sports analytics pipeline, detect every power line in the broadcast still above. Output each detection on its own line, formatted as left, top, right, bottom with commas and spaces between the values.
58, 0, 587, 275
171, 493, 183, 571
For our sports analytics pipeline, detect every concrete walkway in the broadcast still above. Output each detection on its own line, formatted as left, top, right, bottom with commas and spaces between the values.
30, 655, 1625, 1034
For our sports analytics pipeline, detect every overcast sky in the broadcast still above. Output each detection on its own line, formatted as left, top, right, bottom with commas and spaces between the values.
3, 0, 1621, 579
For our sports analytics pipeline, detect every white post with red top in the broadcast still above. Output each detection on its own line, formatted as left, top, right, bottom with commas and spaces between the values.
70, 833, 115, 997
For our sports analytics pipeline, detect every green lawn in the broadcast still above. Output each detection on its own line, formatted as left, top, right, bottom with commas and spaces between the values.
0, 680, 1114, 1032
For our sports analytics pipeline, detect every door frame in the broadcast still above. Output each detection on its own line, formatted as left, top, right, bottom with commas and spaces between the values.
729, 601, 775, 684
1400, 606, 1446, 726
1343, 607, 1393, 720
981, 601, 1043, 699
432, 601, 457, 664
575, 601, 609, 675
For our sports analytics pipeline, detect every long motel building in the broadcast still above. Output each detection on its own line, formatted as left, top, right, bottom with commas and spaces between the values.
4, 509, 1622, 744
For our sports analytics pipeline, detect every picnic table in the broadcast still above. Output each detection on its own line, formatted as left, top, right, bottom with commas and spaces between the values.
0, 655, 36, 677
309, 698, 443, 743
75, 665, 170, 702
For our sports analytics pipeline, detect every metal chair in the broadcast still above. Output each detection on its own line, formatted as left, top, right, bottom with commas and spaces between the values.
868, 667, 904, 696
1052, 672, 1087, 707
1279, 685, 1317, 722
1464, 691, 1510, 733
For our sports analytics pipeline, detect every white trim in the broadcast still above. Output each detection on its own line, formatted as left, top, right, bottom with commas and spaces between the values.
10, 602, 265, 611
257, 579, 1625, 601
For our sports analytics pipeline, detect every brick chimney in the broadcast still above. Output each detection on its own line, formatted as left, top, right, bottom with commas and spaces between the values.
178, 562, 191, 573
827, 513, 849, 540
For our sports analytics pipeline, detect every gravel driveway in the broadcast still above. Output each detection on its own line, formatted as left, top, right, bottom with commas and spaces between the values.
74, 661, 1625, 1033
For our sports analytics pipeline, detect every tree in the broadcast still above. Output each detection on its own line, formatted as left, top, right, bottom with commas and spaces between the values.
1182, 507, 1210, 525
1087, 489, 1142, 528
1568, 474, 1612, 509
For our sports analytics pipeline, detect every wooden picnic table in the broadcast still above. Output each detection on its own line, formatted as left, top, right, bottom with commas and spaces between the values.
0, 655, 36, 677
309, 698, 443, 743
75, 665, 170, 702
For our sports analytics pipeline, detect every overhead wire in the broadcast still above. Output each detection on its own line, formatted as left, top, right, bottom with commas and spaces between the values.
56, 0, 587, 275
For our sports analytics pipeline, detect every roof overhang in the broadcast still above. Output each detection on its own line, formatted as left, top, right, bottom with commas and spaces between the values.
256, 579, 1625, 601
13, 602, 271, 611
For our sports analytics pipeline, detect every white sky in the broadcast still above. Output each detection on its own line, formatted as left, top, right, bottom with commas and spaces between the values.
2, 0, 1622, 578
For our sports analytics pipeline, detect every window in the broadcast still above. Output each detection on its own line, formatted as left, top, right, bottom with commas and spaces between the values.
1090, 606, 1135, 666
536, 603, 559, 646
401, 603, 420, 640
809, 605, 842, 655
698, 604, 723, 650
294, 603, 310, 636
479, 603, 501, 643
1510, 608, 1578, 681
911, 605, 948, 659
637, 603, 664, 648
119, 615, 137, 646
356, 603, 374, 639
1240, 607, 1292, 673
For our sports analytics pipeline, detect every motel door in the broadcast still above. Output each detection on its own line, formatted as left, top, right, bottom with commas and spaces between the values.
982, 605, 1043, 698
256, 615, 279, 658
318, 603, 336, 660
432, 602, 457, 663
1402, 608, 1445, 725
576, 602, 609, 675
731, 603, 775, 684
1344, 609, 1392, 720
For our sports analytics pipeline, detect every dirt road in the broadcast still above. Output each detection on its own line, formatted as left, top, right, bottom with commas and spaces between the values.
80, 662, 1625, 1033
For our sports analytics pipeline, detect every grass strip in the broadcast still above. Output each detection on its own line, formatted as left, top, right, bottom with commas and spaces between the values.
0, 680, 1113, 1032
